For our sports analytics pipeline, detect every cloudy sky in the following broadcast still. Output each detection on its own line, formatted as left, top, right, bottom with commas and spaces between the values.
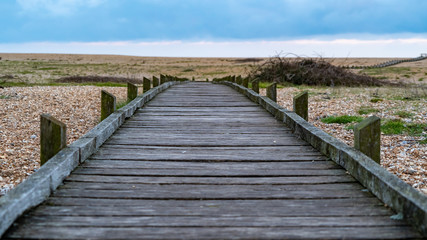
1, 0, 427, 57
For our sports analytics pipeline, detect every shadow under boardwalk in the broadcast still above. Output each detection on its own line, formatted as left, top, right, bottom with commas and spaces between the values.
4, 82, 421, 239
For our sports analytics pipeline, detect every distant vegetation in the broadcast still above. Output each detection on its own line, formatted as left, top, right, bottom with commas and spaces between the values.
57, 75, 142, 84
249, 56, 385, 86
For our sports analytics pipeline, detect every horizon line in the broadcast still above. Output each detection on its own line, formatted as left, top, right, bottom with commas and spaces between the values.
1, 38, 426, 58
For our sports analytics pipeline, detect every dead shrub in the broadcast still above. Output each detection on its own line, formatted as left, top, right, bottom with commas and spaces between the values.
249, 56, 386, 86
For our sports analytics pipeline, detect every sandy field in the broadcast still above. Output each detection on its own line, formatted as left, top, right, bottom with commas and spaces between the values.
0, 53, 426, 196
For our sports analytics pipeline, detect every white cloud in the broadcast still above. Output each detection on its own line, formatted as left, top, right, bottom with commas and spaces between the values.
1, 37, 427, 57
16, 0, 104, 16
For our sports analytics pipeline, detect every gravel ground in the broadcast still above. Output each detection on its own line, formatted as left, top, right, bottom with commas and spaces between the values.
0, 85, 425, 196
261, 87, 426, 195
0, 86, 127, 195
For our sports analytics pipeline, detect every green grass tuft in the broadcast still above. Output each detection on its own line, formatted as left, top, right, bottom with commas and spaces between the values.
116, 100, 128, 110
358, 106, 379, 115
395, 111, 414, 118
381, 119, 427, 136
381, 119, 405, 134
370, 98, 383, 103
321, 115, 364, 124
258, 82, 288, 89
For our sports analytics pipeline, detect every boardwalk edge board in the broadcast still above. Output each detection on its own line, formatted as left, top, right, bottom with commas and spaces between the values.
0, 81, 182, 237
217, 81, 427, 236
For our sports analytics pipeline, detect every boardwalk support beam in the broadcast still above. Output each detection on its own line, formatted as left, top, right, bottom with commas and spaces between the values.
354, 116, 381, 164
236, 76, 242, 85
153, 76, 160, 87
242, 77, 249, 88
293, 91, 308, 121
160, 75, 166, 84
40, 114, 66, 166
251, 79, 259, 93
127, 83, 138, 102
101, 90, 116, 121
143, 77, 151, 93
266, 83, 277, 102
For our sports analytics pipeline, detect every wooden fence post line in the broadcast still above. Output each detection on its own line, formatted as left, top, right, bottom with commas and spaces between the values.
354, 116, 381, 164
266, 83, 277, 102
40, 114, 66, 166
293, 91, 308, 121
153, 76, 160, 87
127, 82, 138, 102
236, 76, 243, 85
101, 90, 116, 121
251, 79, 259, 93
242, 77, 249, 88
143, 77, 151, 93
160, 74, 166, 84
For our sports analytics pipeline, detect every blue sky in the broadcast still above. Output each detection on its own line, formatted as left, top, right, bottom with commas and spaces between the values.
1, 0, 427, 57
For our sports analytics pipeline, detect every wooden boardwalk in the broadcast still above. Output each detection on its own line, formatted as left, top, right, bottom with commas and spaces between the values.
4, 82, 421, 239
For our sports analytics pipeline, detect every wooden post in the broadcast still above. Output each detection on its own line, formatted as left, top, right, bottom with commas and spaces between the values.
251, 79, 259, 93
153, 76, 160, 87
160, 74, 166, 84
242, 77, 249, 88
293, 91, 308, 121
40, 114, 66, 166
127, 82, 138, 102
236, 76, 242, 85
231, 75, 236, 83
354, 116, 381, 164
101, 90, 116, 121
266, 83, 277, 102
143, 77, 151, 93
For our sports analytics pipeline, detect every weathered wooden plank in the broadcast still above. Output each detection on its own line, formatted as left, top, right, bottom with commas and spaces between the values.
137, 106, 267, 112
104, 138, 309, 147
6, 226, 421, 240
134, 109, 273, 115
91, 146, 326, 161
65, 175, 357, 185
121, 121, 287, 128
90, 154, 325, 162
71, 168, 347, 177
43, 197, 382, 207
127, 116, 281, 122
145, 102, 258, 107
113, 127, 292, 134
59, 182, 364, 192
14, 215, 408, 228
80, 160, 341, 170
51, 186, 372, 199
28, 200, 393, 216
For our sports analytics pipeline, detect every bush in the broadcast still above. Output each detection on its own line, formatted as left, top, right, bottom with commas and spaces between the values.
249, 56, 385, 86
321, 115, 364, 124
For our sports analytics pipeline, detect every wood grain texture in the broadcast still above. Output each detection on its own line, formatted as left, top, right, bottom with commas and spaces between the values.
4, 82, 421, 239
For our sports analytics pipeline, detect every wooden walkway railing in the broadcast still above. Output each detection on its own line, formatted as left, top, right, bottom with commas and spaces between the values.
1, 82, 424, 239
